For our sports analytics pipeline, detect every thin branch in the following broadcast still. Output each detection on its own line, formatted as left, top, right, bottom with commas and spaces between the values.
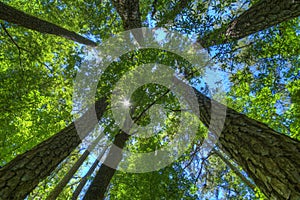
71, 147, 108, 200
0, 23, 53, 72
151, 0, 158, 18
46, 133, 106, 200
1, 23, 22, 67
213, 148, 256, 191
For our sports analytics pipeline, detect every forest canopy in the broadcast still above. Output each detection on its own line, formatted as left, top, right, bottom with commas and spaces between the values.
0, 0, 300, 199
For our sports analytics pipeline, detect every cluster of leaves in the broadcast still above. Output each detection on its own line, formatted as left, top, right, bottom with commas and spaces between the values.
0, 0, 122, 164
225, 18, 300, 138
5, 0, 122, 42
108, 164, 198, 199
1, 0, 300, 199
0, 23, 76, 165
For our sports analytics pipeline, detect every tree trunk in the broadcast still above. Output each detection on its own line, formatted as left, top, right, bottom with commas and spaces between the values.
82, 89, 170, 199
0, 2, 97, 47
110, 0, 142, 31
82, 2, 142, 199
0, 98, 107, 200
82, 1, 300, 199
213, 149, 256, 191
46, 132, 105, 200
191, 86, 300, 200
71, 147, 108, 200
83, 132, 129, 200
199, 0, 300, 48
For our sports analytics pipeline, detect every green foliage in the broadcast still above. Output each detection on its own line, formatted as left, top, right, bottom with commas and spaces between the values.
1, 0, 299, 199
108, 164, 197, 200
197, 153, 258, 199
4, 0, 122, 42
0, 24, 76, 165
286, 79, 300, 140
225, 18, 300, 138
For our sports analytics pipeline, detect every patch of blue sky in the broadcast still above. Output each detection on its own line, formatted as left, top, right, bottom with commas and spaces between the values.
69, 1, 270, 198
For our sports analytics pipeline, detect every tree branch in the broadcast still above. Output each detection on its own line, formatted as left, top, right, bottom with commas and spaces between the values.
1, 23, 22, 67
199, 0, 300, 48
0, 2, 97, 46
213, 148, 256, 191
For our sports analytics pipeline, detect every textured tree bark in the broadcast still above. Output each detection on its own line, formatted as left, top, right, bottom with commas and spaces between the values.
83, 131, 129, 200
199, 0, 300, 48
46, 132, 104, 200
192, 87, 300, 200
82, 2, 142, 199
213, 149, 256, 191
0, 98, 107, 200
0, 2, 97, 47
81, 0, 300, 199
110, 0, 142, 31
71, 147, 108, 200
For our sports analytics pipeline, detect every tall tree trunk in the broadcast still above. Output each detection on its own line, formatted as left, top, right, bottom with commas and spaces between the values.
1, 0, 300, 199
191, 86, 300, 199
83, 131, 129, 200
82, 2, 142, 199
110, 0, 142, 30
0, 98, 107, 200
82, 0, 300, 199
82, 90, 167, 199
0, 2, 97, 47
46, 132, 105, 200
199, 0, 300, 48
71, 147, 108, 200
